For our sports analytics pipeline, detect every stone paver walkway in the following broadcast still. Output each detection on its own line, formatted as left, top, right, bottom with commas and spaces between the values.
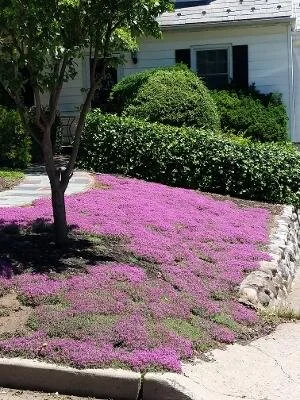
0, 167, 93, 207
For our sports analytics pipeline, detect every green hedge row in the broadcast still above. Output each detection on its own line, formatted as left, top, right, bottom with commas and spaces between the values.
78, 111, 300, 206
0, 106, 31, 168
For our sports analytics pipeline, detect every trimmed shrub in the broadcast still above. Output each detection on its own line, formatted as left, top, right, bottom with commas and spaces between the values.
0, 107, 31, 168
108, 65, 220, 130
108, 68, 155, 114
78, 111, 300, 206
211, 88, 289, 142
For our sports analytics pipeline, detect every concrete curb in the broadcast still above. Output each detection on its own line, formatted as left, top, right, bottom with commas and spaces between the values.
0, 358, 141, 400
0, 357, 206, 400
143, 372, 204, 400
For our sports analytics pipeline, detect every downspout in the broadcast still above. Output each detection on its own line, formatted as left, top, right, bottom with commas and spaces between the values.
288, 23, 295, 141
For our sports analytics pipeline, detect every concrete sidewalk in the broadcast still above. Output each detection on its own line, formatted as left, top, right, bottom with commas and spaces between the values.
179, 322, 300, 400
147, 276, 300, 400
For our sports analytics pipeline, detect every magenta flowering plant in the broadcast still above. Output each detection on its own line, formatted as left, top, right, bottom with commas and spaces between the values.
0, 174, 272, 371
0, 260, 13, 297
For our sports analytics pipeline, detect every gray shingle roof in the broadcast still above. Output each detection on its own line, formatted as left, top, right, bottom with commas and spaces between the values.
158, 0, 293, 28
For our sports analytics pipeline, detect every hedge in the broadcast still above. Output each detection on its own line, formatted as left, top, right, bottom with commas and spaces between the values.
108, 65, 220, 131
78, 111, 300, 206
0, 106, 31, 168
211, 88, 289, 142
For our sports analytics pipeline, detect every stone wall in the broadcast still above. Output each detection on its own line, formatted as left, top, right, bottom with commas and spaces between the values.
239, 206, 300, 308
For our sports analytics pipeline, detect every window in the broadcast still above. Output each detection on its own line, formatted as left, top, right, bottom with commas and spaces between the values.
194, 46, 231, 89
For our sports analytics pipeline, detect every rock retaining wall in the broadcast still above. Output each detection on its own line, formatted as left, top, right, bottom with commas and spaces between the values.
239, 206, 300, 308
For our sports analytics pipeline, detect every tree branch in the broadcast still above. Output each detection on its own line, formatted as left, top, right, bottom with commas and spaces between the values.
32, 85, 45, 131
49, 54, 69, 126
62, 31, 109, 188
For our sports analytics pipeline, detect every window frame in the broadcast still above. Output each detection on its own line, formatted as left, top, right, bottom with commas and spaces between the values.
191, 44, 233, 88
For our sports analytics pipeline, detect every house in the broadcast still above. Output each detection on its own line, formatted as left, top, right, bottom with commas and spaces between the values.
58, 0, 300, 142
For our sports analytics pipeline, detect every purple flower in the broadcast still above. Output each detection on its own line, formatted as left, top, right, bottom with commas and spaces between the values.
0, 174, 271, 371
212, 326, 236, 344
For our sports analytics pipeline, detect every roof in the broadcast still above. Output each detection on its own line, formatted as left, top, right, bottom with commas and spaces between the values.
158, 0, 293, 28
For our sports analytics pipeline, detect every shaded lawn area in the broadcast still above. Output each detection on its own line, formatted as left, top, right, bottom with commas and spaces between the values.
0, 174, 275, 372
0, 170, 24, 191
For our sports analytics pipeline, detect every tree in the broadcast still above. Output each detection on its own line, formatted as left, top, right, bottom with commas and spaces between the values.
0, 0, 173, 245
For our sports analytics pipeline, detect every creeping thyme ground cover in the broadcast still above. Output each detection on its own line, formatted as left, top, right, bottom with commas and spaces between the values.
0, 174, 272, 371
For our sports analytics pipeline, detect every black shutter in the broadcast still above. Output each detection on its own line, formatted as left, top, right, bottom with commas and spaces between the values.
232, 45, 248, 89
175, 49, 191, 69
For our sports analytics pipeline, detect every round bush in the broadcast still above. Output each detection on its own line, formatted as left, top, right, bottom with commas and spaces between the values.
79, 111, 300, 206
211, 88, 289, 142
0, 106, 31, 168
109, 65, 220, 131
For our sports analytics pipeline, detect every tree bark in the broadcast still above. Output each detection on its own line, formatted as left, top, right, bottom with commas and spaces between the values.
41, 124, 68, 246
51, 182, 68, 246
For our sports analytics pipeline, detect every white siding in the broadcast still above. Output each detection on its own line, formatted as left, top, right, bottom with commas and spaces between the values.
55, 22, 298, 141
59, 58, 87, 116
119, 23, 295, 140
42, 58, 87, 116
294, 0, 300, 30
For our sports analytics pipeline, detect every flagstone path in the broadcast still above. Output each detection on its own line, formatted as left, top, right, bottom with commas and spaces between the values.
0, 166, 93, 207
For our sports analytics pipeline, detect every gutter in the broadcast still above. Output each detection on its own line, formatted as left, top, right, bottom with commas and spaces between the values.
160, 16, 295, 31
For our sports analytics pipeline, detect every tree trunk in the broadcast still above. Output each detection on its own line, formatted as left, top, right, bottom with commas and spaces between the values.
41, 123, 69, 246
51, 183, 68, 246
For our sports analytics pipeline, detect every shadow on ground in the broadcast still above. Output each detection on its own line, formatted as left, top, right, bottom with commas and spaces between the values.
0, 219, 120, 275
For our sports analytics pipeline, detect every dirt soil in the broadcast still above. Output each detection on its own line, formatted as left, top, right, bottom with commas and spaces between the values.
0, 388, 106, 400
0, 292, 31, 336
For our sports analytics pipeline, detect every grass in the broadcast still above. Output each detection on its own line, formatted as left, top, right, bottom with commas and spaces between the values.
0, 173, 275, 372
0, 169, 24, 191
211, 313, 244, 333
260, 305, 300, 323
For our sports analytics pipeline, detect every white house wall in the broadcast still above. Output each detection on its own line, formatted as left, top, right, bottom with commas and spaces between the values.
41, 58, 87, 116
119, 23, 295, 140
294, 0, 300, 31
55, 23, 297, 141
